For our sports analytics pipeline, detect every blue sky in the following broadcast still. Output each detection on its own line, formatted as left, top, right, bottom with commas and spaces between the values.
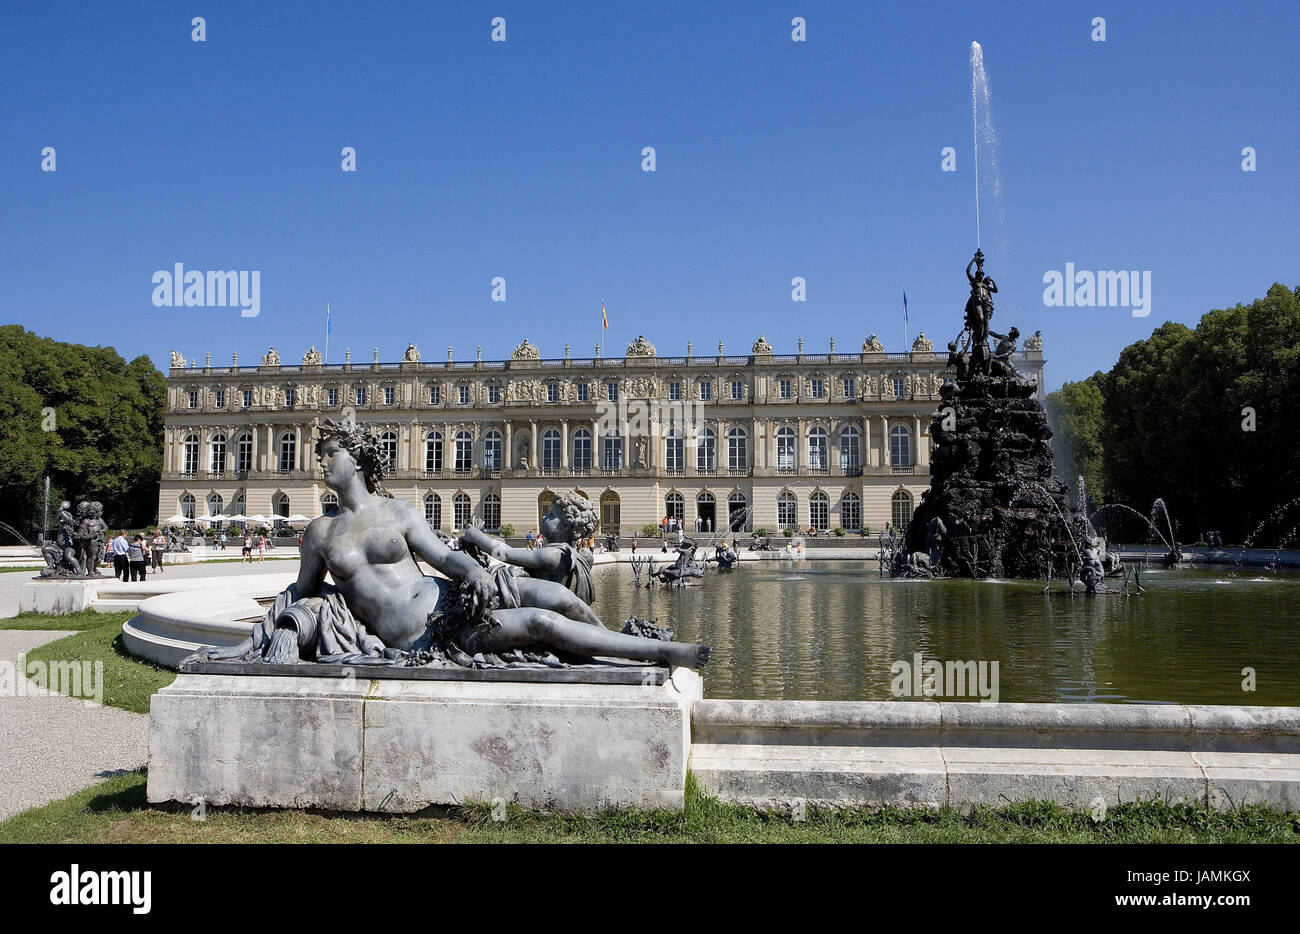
2, 0, 1295, 390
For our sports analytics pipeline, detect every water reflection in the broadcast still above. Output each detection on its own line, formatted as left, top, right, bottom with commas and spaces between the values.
593, 561, 1300, 705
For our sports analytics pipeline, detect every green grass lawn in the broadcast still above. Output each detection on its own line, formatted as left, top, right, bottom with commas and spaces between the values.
1, 769, 1296, 844
1, 611, 175, 712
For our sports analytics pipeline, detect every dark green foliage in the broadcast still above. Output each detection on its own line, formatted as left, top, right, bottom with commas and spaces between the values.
0, 326, 165, 537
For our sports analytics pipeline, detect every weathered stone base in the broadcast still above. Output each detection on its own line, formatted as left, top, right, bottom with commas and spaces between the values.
147, 670, 702, 813
19, 579, 101, 614
691, 701, 1300, 812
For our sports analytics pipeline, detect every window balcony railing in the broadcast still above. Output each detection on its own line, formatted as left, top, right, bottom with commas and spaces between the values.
728, 466, 751, 476
453, 468, 473, 478
696, 465, 717, 476
601, 467, 622, 476
424, 468, 442, 478
840, 465, 863, 477
208, 469, 225, 479
571, 467, 591, 476
482, 467, 502, 479
663, 467, 685, 476
891, 464, 919, 475
777, 465, 797, 473
539, 467, 558, 476
807, 466, 830, 476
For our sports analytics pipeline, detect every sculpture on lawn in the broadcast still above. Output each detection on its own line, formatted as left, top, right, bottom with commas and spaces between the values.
181, 420, 709, 671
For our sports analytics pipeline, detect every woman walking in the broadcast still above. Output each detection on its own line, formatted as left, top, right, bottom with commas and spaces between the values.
127, 534, 148, 581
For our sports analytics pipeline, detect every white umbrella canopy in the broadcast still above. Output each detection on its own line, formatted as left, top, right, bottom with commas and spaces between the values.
285, 514, 312, 523
245, 515, 269, 524
162, 514, 190, 524
224, 513, 247, 522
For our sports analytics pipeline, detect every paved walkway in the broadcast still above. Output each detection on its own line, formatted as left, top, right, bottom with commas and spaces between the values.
0, 631, 149, 820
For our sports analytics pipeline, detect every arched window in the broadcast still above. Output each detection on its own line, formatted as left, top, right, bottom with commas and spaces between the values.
235, 433, 253, 475
180, 493, 195, 519
890, 425, 911, 468
840, 491, 862, 531
571, 428, 592, 471
273, 492, 290, 518
727, 427, 748, 470
777, 427, 796, 470
839, 426, 861, 472
891, 490, 914, 530
207, 492, 224, 518
182, 434, 199, 475
453, 493, 472, 530
424, 493, 441, 529
538, 491, 554, 527
696, 491, 716, 531
542, 429, 561, 472
278, 432, 296, 473
727, 491, 748, 532
379, 431, 398, 471
777, 491, 797, 529
482, 492, 501, 532
600, 491, 621, 532
696, 428, 716, 472
483, 430, 502, 471
664, 428, 684, 472
321, 492, 339, 515
808, 427, 828, 471
209, 434, 227, 476
454, 431, 473, 473
810, 491, 829, 530
602, 429, 623, 471
666, 491, 684, 521
231, 493, 246, 523
424, 430, 443, 473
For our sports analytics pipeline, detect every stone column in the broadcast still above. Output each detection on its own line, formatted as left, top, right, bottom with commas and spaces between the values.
912, 415, 921, 467
880, 415, 890, 468
503, 421, 513, 469
294, 424, 303, 472
863, 414, 871, 468
560, 420, 569, 469
529, 420, 538, 471
442, 423, 453, 473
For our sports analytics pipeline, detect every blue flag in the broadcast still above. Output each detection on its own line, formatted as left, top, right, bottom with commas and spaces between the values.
326, 303, 332, 335
903, 290, 909, 322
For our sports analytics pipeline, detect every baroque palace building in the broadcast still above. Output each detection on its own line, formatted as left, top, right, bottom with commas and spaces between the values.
158, 332, 1045, 537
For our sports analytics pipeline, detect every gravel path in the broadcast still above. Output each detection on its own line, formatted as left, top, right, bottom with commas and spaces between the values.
0, 630, 149, 820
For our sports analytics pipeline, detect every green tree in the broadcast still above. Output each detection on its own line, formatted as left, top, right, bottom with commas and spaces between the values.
1045, 373, 1107, 504
0, 327, 166, 538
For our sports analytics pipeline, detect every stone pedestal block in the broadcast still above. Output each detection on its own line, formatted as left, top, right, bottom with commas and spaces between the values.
19, 580, 100, 614
147, 670, 701, 813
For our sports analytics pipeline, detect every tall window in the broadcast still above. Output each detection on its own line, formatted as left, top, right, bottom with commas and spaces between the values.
777, 427, 796, 470
209, 434, 226, 475
893, 377, 906, 399
321, 492, 338, 514
453, 493, 472, 530
207, 493, 224, 521
810, 491, 829, 530
188, 390, 198, 408
777, 491, 797, 529
727, 427, 747, 470
602, 429, 623, 470
572, 429, 592, 471
454, 431, 473, 473
891, 490, 914, 530
482, 493, 501, 532
542, 429, 561, 471
327, 387, 338, 407
811, 379, 824, 399
215, 389, 226, 408
890, 425, 912, 467
355, 386, 367, 406
180, 493, 195, 519
731, 380, 744, 400
699, 381, 712, 401
843, 377, 856, 400
379, 431, 398, 472
668, 381, 681, 400
235, 434, 252, 475
232, 493, 246, 521
285, 387, 297, 407
696, 428, 716, 472
840, 426, 861, 471
182, 434, 199, 475
538, 492, 554, 527
666, 492, 684, 521
665, 428, 684, 471
728, 491, 748, 532
273, 493, 290, 518
429, 384, 441, 405
607, 381, 619, 401
546, 383, 559, 403
383, 387, 394, 405
483, 430, 502, 471
778, 379, 792, 399
840, 491, 862, 531
424, 493, 441, 529
808, 427, 828, 470
458, 385, 470, 405
487, 385, 500, 404
241, 389, 252, 408
600, 492, 621, 532
425, 430, 443, 473
278, 433, 296, 473
576, 384, 588, 402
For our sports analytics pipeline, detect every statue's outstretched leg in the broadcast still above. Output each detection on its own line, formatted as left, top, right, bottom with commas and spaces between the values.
461, 608, 709, 668
512, 577, 603, 626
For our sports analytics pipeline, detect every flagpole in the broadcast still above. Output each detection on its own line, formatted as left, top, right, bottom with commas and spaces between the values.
902, 290, 908, 348
325, 302, 330, 364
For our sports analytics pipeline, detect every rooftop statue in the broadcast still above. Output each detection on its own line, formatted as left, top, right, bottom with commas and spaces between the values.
911, 333, 934, 353
863, 334, 885, 353
403, 343, 421, 362
302, 346, 322, 365
261, 347, 281, 366
510, 339, 540, 361
181, 420, 709, 671
752, 335, 773, 355
170, 350, 185, 369
625, 335, 657, 358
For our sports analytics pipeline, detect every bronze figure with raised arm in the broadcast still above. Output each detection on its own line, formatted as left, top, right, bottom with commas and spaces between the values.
182, 420, 709, 670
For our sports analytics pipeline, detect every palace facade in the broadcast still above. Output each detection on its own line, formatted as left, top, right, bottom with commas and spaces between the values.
158, 333, 1045, 537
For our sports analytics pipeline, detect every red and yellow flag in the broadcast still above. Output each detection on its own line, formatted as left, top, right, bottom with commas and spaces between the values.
601, 299, 608, 330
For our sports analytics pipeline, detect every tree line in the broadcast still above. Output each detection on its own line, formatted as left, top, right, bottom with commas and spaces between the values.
1046, 283, 1300, 545
0, 326, 166, 540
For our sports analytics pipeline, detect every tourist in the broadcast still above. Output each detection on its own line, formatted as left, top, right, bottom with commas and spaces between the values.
221, 531, 228, 550
127, 534, 148, 581
631, 537, 637, 554
676, 525, 684, 546
242, 534, 253, 562
257, 534, 267, 562
150, 530, 166, 573
525, 529, 535, 549
110, 530, 130, 580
